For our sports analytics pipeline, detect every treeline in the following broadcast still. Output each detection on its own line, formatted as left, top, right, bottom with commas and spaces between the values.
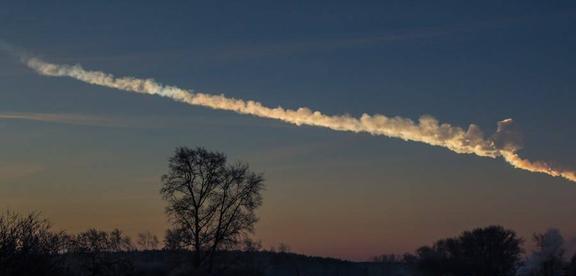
3, 147, 575, 276
0, 210, 269, 275
2, 210, 576, 276
0, 211, 145, 275
372, 226, 576, 276
0, 210, 369, 276
2, 146, 267, 276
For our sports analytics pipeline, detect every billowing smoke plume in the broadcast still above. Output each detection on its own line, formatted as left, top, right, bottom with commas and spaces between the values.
23, 57, 576, 182
495, 119, 576, 182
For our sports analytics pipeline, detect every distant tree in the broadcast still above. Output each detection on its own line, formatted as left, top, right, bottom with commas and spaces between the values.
456, 226, 522, 275
160, 147, 264, 269
136, 231, 159, 250
401, 253, 419, 266
533, 229, 565, 276
372, 254, 400, 264
163, 228, 183, 251
278, 242, 291, 254
518, 229, 566, 276
416, 238, 458, 275
416, 226, 522, 276
0, 210, 68, 276
241, 238, 262, 252
566, 254, 576, 276
70, 228, 134, 276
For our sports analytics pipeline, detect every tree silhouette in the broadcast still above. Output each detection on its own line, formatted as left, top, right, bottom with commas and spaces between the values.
456, 226, 522, 275
566, 254, 576, 276
416, 225, 522, 276
160, 147, 264, 269
518, 229, 567, 276
163, 228, 183, 251
70, 228, 134, 276
416, 238, 460, 275
137, 231, 159, 251
0, 211, 67, 276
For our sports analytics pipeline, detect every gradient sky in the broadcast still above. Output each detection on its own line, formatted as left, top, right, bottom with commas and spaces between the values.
1, 1, 576, 260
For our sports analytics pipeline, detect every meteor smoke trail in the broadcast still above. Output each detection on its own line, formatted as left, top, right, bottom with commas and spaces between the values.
23, 57, 576, 182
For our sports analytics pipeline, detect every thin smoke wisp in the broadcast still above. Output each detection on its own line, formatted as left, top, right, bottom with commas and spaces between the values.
23, 57, 576, 182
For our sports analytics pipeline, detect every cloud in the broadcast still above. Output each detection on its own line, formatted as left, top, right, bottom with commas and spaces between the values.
18, 57, 576, 183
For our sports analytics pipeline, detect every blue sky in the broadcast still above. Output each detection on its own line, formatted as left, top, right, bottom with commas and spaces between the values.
1, 1, 575, 260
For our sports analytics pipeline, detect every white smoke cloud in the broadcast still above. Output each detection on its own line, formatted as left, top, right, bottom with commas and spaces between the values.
23, 57, 576, 183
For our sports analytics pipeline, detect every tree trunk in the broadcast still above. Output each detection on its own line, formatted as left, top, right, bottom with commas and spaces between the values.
193, 249, 202, 268
208, 252, 215, 273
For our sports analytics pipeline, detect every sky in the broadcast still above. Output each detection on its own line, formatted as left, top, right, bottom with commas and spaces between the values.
1, 1, 576, 260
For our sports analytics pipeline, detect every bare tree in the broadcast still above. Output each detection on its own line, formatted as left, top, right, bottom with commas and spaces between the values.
163, 228, 183, 251
70, 228, 133, 276
518, 229, 566, 276
241, 238, 262, 253
136, 231, 159, 250
160, 147, 264, 269
278, 242, 291, 254
372, 254, 401, 264
0, 210, 68, 275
